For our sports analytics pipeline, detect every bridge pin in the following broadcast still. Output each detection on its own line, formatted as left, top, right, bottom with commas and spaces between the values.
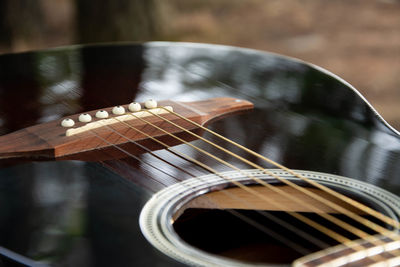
128, 102, 141, 112
112, 106, 125, 115
61, 118, 75, 127
95, 110, 109, 119
78, 113, 92, 122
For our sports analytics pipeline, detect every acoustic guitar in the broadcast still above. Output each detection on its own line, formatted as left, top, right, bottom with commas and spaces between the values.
0, 42, 399, 266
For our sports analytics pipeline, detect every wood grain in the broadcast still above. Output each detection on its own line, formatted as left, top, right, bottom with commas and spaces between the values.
0, 97, 253, 162
174, 185, 366, 220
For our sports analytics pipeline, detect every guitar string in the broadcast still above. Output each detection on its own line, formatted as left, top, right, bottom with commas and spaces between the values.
132, 111, 394, 239
368, 256, 400, 267
112, 115, 348, 240
140, 108, 400, 262
132, 111, 399, 261
49, 87, 322, 251
141, 61, 398, 230
78, 53, 398, 227
103, 110, 396, 261
99, 119, 331, 250
149, 109, 400, 263
159, 106, 400, 230
54, 85, 396, 262
295, 237, 400, 267
62, 103, 394, 264
330, 240, 400, 267
52, 74, 397, 262
124, 108, 400, 261
127, 110, 400, 262
95, 120, 335, 252
150, 106, 400, 238
145, 108, 399, 238
88, 127, 316, 255
47, 84, 348, 255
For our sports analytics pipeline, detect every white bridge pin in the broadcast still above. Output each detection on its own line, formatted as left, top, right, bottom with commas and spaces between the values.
95, 110, 109, 119
78, 113, 92, 122
61, 118, 75, 127
112, 106, 125, 115
128, 102, 141, 112
144, 99, 157, 109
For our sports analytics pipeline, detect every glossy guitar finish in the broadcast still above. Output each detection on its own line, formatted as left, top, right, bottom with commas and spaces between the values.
0, 42, 399, 266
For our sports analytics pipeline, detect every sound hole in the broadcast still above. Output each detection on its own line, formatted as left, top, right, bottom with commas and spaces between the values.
172, 185, 389, 265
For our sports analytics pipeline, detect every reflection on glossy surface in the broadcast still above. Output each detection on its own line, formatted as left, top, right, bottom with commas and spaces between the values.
0, 42, 399, 265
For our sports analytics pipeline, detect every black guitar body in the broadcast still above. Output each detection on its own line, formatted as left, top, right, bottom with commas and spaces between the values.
0, 43, 399, 266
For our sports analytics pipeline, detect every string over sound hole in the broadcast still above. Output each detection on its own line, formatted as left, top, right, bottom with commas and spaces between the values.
140, 170, 400, 266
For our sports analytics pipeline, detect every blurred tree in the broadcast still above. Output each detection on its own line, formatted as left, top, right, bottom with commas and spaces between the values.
75, 0, 164, 43
0, 0, 45, 51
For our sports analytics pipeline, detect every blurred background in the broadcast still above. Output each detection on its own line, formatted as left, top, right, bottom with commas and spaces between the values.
0, 0, 399, 129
